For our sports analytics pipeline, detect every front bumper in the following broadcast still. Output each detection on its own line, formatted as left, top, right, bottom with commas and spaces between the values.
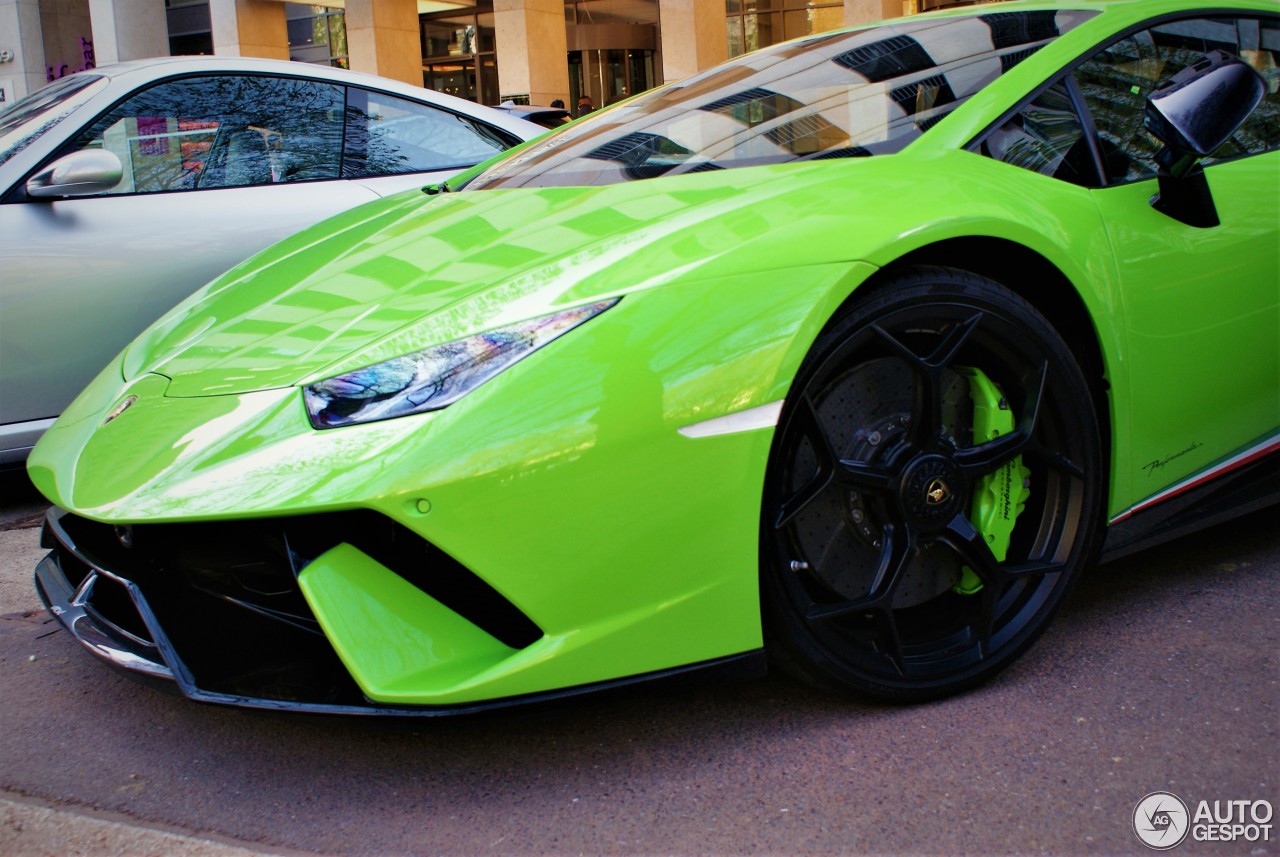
34, 508, 763, 714
29, 262, 827, 711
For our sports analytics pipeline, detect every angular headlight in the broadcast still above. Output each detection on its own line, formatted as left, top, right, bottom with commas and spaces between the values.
304, 299, 618, 429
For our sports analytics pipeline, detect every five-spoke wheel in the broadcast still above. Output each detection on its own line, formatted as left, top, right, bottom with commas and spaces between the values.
761, 267, 1104, 701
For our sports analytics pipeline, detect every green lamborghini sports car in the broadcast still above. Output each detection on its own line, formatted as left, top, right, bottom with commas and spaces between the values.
29, 0, 1279, 713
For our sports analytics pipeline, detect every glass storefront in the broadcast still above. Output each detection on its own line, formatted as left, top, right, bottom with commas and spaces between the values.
419, 0, 660, 107
165, 0, 213, 56
565, 0, 659, 109
286, 5, 349, 68
165, 1, 348, 66
160, 0, 942, 111
421, 11, 500, 103
725, 0, 843, 58
568, 49, 656, 111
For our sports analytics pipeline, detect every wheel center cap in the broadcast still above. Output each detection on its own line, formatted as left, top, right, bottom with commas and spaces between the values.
901, 455, 963, 527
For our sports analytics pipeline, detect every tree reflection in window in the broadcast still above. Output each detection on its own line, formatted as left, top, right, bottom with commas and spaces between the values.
344, 89, 513, 178
73, 75, 345, 193
69, 74, 517, 193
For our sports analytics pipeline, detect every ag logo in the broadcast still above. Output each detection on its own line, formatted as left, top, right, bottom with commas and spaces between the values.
1134, 791, 1190, 850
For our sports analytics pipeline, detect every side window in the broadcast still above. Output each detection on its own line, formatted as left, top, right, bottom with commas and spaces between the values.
69, 75, 345, 193
342, 89, 514, 178
1072, 16, 1280, 184
979, 79, 1100, 187
1237, 18, 1280, 154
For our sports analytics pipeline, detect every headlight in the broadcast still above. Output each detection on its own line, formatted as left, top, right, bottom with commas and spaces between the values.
304, 299, 618, 429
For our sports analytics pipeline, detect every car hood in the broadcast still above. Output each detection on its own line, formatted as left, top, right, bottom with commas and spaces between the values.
124, 157, 904, 398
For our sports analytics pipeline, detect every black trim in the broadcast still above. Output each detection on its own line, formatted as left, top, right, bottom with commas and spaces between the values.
164, 650, 768, 717
1063, 72, 1110, 188
1102, 447, 1280, 562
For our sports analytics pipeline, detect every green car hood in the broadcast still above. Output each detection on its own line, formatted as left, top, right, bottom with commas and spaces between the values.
126, 161, 888, 398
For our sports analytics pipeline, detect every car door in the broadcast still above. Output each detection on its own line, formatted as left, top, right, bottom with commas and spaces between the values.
1073, 14, 1280, 502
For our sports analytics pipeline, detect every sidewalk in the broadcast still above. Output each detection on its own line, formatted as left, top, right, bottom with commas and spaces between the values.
1, 524, 301, 857
1, 527, 44, 615
1, 795, 293, 857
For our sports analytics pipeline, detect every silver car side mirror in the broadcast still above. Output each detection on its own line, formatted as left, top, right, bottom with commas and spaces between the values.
26, 150, 124, 199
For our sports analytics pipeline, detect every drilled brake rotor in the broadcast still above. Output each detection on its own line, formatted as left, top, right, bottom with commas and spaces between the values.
796, 359, 972, 609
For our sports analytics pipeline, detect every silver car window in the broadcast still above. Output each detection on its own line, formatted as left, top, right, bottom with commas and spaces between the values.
341, 88, 515, 177
70, 74, 346, 193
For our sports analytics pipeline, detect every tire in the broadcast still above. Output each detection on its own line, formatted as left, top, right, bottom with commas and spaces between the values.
761, 266, 1105, 702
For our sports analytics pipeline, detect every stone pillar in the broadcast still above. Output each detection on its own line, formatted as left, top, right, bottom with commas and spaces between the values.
87, 0, 168, 64
0, 0, 47, 102
208, 0, 289, 59
494, 0, 569, 106
344, 0, 421, 87
657, 0, 725, 83
844, 0, 902, 27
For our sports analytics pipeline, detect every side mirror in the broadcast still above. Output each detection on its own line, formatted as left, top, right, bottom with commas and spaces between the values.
26, 149, 124, 199
1143, 51, 1265, 227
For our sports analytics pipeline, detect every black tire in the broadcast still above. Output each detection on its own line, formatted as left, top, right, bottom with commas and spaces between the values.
761, 267, 1105, 702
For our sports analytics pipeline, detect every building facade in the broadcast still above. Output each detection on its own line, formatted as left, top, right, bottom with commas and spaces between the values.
1, 0, 974, 109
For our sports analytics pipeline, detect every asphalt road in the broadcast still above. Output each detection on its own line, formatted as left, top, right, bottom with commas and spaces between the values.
1, 468, 1276, 856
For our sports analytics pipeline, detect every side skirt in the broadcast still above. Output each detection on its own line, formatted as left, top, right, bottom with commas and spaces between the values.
1103, 435, 1280, 562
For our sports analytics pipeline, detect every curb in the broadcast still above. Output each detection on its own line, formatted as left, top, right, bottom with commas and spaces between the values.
0, 794, 309, 857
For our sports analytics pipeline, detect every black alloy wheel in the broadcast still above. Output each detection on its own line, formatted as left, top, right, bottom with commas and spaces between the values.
761, 267, 1105, 702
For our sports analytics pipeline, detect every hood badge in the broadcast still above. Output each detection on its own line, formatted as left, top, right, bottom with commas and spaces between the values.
103, 395, 138, 426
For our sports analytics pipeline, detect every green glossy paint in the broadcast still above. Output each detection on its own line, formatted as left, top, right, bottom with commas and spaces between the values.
300, 544, 519, 700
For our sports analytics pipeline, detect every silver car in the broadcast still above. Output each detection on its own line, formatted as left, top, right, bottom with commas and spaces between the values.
0, 56, 541, 465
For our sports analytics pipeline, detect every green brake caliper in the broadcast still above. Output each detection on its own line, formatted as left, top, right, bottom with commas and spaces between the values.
954, 367, 1030, 595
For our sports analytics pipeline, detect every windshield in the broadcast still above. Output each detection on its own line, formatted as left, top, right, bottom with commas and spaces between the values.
0, 73, 108, 169
467, 9, 1095, 190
